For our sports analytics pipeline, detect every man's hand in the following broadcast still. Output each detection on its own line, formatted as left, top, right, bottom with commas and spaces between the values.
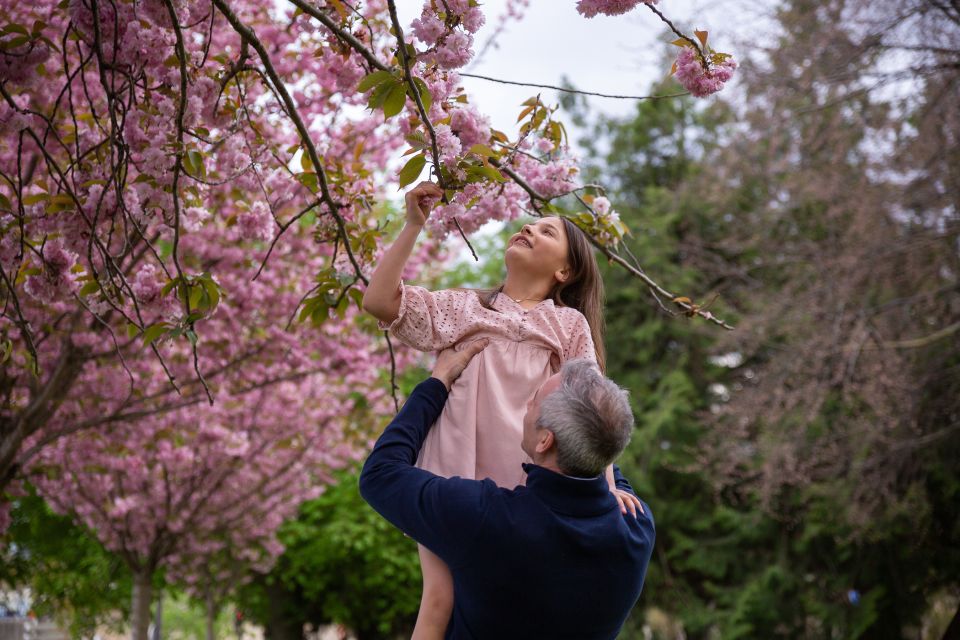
432, 339, 490, 391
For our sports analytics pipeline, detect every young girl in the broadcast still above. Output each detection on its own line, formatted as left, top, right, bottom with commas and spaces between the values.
363, 181, 632, 640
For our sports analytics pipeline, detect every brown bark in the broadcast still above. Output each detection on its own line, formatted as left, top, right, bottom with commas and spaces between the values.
942, 604, 960, 640
130, 571, 153, 640
0, 341, 87, 493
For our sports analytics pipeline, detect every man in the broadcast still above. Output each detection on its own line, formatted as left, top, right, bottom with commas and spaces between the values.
359, 340, 655, 639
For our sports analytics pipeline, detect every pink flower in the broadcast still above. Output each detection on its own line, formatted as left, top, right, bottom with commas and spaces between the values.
24, 239, 80, 303
434, 30, 473, 69
237, 201, 274, 241
450, 105, 490, 149
182, 206, 210, 232
461, 7, 486, 33
112, 496, 139, 518
0, 40, 51, 85
576, 0, 655, 19
593, 196, 611, 216
132, 263, 164, 304
674, 46, 737, 97
411, 11, 446, 45
433, 124, 462, 167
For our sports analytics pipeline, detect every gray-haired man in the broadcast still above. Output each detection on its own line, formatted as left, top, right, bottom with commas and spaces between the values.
360, 346, 656, 639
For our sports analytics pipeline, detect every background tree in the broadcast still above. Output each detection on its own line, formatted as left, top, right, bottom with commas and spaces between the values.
0, 486, 131, 635
560, 0, 960, 632
238, 466, 421, 640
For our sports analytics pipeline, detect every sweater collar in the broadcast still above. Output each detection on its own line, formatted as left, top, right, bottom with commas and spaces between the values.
522, 463, 617, 517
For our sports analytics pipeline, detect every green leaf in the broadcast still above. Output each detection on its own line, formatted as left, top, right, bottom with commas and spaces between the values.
357, 70, 395, 93
126, 323, 140, 339
297, 172, 319, 193
142, 322, 169, 345
202, 277, 221, 311
348, 287, 365, 310
367, 80, 395, 111
467, 144, 497, 158
1, 35, 32, 50
78, 281, 100, 296
410, 77, 432, 113
188, 284, 204, 310
382, 82, 408, 119
22, 193, 49, 205
160, 277, 180, 297
397, 154, 426, 189
465, 165, 507, 183
1, 24, 30, 36
185, 150, 205, 179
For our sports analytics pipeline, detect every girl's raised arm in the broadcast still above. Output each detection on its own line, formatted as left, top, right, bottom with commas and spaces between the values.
362, 182, 443, 324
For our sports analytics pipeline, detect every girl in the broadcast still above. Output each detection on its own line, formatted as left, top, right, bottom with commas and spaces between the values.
363, 181, 634, 640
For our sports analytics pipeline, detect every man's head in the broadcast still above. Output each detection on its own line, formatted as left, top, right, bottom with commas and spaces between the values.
521, 359, 634, 477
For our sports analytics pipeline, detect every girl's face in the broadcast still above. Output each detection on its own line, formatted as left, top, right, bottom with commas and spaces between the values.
504, 217, 571, 284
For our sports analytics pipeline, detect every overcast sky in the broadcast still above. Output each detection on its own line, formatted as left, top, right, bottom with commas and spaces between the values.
391, 0, 767, 136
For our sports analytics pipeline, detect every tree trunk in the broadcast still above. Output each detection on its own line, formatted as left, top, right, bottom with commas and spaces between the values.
942, 604, 960, 640
0, 341, 87, 493
152, 590, 163, 640
263, 580, 302, 640
130, 571, 153, 640
206, 590, 217, 640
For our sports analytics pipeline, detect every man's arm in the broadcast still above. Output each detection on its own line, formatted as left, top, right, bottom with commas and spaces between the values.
359, 341, 491, 566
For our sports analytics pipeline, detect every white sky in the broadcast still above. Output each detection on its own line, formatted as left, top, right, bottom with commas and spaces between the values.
391, 0, 767, 136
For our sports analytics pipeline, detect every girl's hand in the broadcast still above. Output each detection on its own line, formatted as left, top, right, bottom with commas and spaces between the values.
404, 181, 443, 227
612, 488, 644, 518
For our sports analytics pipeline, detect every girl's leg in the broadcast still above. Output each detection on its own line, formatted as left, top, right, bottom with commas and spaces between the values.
412, 544, 454, 640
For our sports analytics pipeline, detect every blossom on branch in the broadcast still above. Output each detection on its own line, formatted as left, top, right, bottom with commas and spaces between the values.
673, 45, 737, 97
576, 0, 657, 19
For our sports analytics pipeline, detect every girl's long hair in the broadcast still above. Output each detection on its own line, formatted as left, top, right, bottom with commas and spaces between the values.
477, 216, 606, 372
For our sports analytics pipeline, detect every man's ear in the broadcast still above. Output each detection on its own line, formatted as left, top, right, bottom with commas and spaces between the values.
535, 428, 555, 455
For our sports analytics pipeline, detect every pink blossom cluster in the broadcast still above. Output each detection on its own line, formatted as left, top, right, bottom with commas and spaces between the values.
513, 144, 581, 199
433, 124, 463, 168
23, 239, 79, 304
674, 46, 737, 97
410, 0, 485, 69
589, 196, 623, 246
426, 181, 525, 238
449, 104, 491, 149
576, 0, 656, 19
237, 201, 275, 241
0, 40, 51, 85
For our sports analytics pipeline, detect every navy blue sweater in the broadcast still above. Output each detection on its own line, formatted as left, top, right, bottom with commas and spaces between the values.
359, 378, 655, 639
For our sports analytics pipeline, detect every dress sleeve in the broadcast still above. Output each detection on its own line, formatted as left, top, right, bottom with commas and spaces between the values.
563, 308, 598, 363
377, 283, 473, 352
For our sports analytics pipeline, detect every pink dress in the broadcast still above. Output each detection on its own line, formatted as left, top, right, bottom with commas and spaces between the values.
380, 283, 597, 489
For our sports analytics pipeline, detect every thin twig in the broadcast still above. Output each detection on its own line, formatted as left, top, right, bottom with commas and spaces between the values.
384, 331, 400, 413
644, 3, 709, 68
460, 72, 688, 101
452, 216, 478, 261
